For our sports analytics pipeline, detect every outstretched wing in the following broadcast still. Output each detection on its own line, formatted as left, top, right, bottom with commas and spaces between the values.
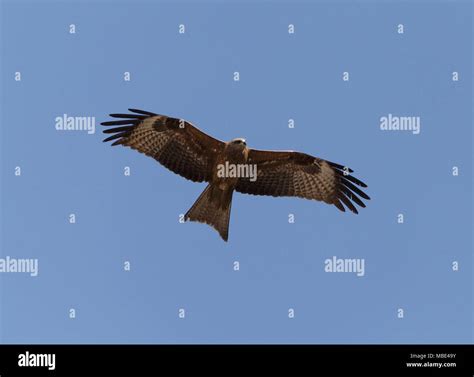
235, 149, 370, 214
101, 109, 225, 182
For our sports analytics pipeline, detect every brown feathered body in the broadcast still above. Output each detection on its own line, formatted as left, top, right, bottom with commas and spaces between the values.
102, 109, 370, 241
185, 141, 249, 241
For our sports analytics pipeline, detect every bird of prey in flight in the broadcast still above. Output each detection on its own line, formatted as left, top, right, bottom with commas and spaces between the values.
102, 109, 370, 241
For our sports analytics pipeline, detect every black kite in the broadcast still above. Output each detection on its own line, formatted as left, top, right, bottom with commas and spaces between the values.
102, 109, 370, 241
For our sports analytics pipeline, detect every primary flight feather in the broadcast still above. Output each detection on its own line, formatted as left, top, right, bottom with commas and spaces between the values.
102, 109, 370, 241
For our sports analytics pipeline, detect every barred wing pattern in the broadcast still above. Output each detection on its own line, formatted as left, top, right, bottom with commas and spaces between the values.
101, 109, 225, 183
235, 150, 370, 214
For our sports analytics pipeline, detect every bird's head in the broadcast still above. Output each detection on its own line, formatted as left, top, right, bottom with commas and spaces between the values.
230, 138, 247, 147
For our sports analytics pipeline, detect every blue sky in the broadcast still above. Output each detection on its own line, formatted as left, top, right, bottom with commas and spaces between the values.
0, 0, 472, 344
